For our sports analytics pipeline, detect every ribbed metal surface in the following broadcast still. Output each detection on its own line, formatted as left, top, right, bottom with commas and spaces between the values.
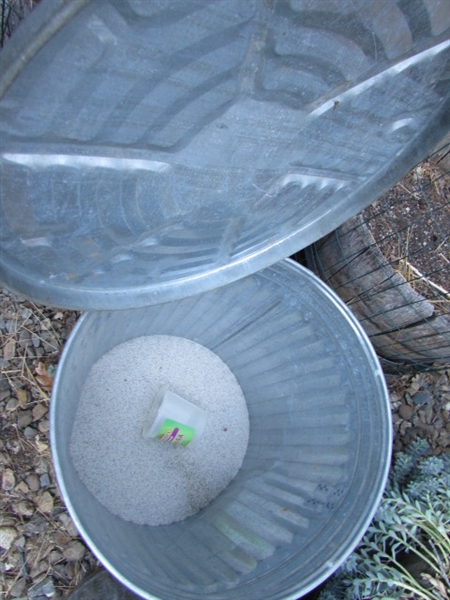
51, 261, 391, 599
1, 0, 449, 309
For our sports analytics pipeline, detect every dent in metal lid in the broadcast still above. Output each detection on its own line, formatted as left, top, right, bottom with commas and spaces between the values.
1, 0, 449, 310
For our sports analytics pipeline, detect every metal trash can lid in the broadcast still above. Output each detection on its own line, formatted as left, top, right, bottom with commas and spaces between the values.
1, 0, 449, 310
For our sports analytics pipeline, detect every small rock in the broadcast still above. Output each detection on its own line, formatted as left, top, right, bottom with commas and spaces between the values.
5, 318, 18, 334
30, 559, 49, 579
15, 480, 29, 494
63, 540, 86, 562
1, 388, 12, 401
399, 404, 414, 420
21, 308, 32, 320
35, 458, 50, 475
39, 473, 51, 488
2, 468, 16, 491
42, 338, 58, 353
26, 473, 40, 492
37, 491, 54, 514
3, 338, 16, 360
58, 512, 79, 538
14, 535, 26, 550
14, 500, 35, 518
412, 390, 431, 405
32, 403, 48, 421
0, 526, 17, 550
49, 550, 63, 564
25, 513, 49, 534
38, 419, 50, 433
31, 333, 41, 348
23, 426, 38, 438
18, 329, 31, 348
17, 410, 33, 429
28, 576, 55, 598
51, 563, 70, 584
6, 397, 18, 410
52, 531, 71, 547
9, 577, 26, 597
41, 318, 51, 331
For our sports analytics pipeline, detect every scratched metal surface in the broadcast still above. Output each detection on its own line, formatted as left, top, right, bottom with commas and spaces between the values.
1, 0, 449, 310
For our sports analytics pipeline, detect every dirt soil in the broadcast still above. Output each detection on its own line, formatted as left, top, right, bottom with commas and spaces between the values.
364, 158, 450, 311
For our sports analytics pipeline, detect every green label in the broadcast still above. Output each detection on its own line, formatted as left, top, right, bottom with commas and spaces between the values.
156, 419, 195, 446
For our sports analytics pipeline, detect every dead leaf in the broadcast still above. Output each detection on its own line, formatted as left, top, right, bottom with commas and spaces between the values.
16, 389, 28, 407
35, 362, 54, 391
32, 403, 48, 421
3, 338, 16, 360
35, 439, 49, 454
37, 491, 54, 514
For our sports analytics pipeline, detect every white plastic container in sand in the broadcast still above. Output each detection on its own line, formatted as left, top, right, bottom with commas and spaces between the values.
141, 386, 207, 447
50, 260, 392, 600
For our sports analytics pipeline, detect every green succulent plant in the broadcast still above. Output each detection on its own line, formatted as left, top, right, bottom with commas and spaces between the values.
317, 439, 450, 600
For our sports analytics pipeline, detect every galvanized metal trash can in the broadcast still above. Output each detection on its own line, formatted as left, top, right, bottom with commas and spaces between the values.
51, 260, 391, 600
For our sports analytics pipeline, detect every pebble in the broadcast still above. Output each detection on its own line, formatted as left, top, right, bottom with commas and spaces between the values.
4, 338, 16, 360
28, 576, 55, 598
6, 318, 18, 334
15, 480, 29, 494
14, 500, 35, 518
31, 333, 41, 348
14, 535, 26, 550
38, 419, 50, 433
37, 491, 54, 514
17, 410, 33, 429
2, 468, 16, 491
35, 458, 50, 475
1, 389, 12, 402
58, 513, 79, 538
24, 426, 38, 438
21, 308, 32, 320
9, 577, 26, 597
18, 329, 31, 347
49, 550, 63, 564
25, 513, 49, 535
412, 390, 430, 405
6, 397, 18, 410
39, 474, 51, 488
30, 560, 49, 579
398, 404, 414, 420
0, 527, 17, 550
32, 403, 48, 421
63, 540, 86, 562
26, 474, 41, 492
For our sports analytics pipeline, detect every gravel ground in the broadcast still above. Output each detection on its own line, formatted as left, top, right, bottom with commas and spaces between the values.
1, 285, 449, 599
